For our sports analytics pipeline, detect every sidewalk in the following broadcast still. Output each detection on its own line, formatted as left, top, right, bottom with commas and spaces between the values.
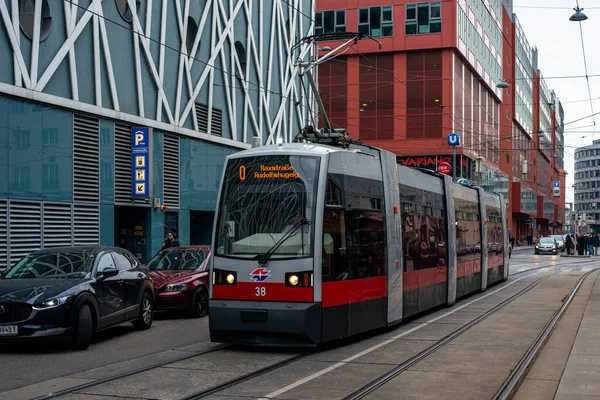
553, 275, 600, 399
512, 245, 535, 252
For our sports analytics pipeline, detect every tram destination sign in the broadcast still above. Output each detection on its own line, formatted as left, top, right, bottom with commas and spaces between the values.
239, 163, 300, 181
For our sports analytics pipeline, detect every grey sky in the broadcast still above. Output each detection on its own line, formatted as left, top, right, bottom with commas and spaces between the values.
513, 0, 600, 203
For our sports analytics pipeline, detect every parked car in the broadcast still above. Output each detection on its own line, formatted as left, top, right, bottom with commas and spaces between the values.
535, 237, 558, 255
550, 235, 565, 252
0, 246, 154, 350
146, 246, 211, 318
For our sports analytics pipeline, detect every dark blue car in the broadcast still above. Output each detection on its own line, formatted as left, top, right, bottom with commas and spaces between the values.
0, 246, 155, 350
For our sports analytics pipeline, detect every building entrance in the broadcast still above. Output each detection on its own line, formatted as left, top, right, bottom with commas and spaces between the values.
115, 206, 150, 263
190, 211, 215, 246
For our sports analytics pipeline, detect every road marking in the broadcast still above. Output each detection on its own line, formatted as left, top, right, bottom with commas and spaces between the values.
258, 274, 533, 399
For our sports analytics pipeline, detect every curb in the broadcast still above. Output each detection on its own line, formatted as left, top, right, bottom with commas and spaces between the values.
559, 255, 591, 258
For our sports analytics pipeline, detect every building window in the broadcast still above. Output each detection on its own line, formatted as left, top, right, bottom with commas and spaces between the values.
19, 0, 52, 42
315, 10, 346, 34
405, 2, 441, 35
116, 0, 141, 23
358, 6, 393, 37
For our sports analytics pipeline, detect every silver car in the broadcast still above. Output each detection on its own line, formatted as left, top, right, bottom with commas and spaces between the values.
535, 237, 558, 255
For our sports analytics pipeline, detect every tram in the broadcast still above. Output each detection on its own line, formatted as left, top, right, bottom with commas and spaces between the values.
208, 131, 509, 346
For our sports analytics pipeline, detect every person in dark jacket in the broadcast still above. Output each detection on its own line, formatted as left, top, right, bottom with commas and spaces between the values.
565, 234, 573, 255
162, 230, 180, 249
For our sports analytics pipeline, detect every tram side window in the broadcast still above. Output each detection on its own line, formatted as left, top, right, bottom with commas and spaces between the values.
486, 206, 504, 256
454, 191, 481, 264
346, 199, 385, 279
322, 209, 348, 281
401, 202, 447, 272
326, 179, 342, 206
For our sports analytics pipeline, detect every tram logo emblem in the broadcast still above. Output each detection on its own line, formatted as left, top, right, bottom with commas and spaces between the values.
250, 268, 271, 282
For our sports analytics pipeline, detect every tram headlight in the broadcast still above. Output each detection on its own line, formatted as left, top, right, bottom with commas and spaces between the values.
285, 272, 313, 288
288, 275, 299, 286
213, 269, 237, 285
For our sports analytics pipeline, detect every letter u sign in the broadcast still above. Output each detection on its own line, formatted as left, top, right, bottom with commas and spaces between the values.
447, 133, 461, 146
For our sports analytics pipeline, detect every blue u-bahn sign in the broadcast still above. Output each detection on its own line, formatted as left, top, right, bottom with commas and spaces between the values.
447, 132, 461, 146
132, 127, 151, 198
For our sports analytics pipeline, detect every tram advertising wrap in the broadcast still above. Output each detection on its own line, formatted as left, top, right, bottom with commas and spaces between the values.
209, 143, 509, 346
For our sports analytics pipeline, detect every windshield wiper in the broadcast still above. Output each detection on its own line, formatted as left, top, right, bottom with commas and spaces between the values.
255, 218, 310, 266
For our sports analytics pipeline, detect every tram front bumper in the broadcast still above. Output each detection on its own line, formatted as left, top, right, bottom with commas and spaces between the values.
209, 300, 321, 346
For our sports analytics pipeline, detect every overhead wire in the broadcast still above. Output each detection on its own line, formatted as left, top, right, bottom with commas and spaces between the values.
573, 0, 596, 133
62, 0, 591, 164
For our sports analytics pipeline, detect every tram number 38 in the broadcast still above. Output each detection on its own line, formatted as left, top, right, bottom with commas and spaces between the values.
255, 287, 266, 297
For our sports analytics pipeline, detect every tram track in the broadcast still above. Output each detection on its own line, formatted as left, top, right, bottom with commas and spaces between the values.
341, 266, 600, 400
341, 271, 560, 400
32, 343, 232, 400
492, 267, 600, 400
31, 260, 579, 400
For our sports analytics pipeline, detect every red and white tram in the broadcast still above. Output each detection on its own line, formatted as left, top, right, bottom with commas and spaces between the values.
208, 138, 509, 346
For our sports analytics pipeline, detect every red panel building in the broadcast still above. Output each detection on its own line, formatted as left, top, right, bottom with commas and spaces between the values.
315, 0, 566, 240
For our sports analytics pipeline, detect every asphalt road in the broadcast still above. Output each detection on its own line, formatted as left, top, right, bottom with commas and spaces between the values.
0, 250, 593, 396
0, 312, 210, 392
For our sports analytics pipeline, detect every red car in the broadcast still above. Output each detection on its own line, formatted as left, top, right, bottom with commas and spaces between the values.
145, 246, 211, 318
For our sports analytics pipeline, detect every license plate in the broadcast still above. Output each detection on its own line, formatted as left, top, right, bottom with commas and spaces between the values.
0, 326, 18, 336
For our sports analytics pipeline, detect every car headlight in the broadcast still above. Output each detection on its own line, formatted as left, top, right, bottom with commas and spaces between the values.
535, 245, 539, 248
33, 296, 69, 310
164, 283, 188, 292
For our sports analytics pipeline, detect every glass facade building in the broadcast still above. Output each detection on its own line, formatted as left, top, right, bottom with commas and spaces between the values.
0, 0, 313, 266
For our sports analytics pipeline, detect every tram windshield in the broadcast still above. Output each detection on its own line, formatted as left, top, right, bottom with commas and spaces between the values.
215, 154, 320, 260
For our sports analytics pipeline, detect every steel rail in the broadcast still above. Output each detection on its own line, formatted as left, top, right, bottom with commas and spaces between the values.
343, 272, 557, 400
182, 351, 314, 400
32, 343, 231, 400
492, 267, 599, 400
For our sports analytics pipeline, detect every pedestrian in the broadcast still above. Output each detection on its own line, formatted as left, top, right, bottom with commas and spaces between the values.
162, 230, 180, 249
565, 234, 572, 256
595, 233, 600, 256
587, 234, 595, 256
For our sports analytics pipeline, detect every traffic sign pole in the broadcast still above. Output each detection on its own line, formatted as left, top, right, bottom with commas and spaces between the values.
452, 146, 456, 181
447, 133, 461, 181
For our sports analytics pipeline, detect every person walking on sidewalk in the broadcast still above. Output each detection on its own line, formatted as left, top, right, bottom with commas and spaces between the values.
594, 233, 600, 256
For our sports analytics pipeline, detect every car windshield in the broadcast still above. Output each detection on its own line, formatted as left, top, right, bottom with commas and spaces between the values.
147, 250, 209, 271
539, 238, 554, 244
3, 251, 95, 279
215, 154, 320, 260
551, 235, 563, 242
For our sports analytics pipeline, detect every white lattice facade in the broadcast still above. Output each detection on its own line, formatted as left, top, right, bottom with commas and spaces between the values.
0, 0, 314, 146
0, 0, 315, 266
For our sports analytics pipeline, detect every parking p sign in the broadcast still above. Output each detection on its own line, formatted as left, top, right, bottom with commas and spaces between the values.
448, 133, 461, 146
553, 181, 560, 198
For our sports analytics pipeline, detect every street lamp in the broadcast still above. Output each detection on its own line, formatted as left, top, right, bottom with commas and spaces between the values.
475, 155, 483, 174
497, 80, 509, 89
570, 7, 588, 22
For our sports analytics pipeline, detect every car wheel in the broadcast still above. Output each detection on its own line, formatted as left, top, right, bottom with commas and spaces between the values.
190, 286, 209, 318
132, 292, 153, 330
71, 304, 93, 351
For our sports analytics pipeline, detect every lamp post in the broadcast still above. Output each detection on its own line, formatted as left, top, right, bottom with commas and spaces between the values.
475, 155, 483, 186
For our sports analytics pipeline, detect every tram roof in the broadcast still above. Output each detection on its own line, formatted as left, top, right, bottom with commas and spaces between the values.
228, 142, 365, 159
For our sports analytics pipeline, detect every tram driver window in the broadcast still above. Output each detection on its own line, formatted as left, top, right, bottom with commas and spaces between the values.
322, 209, 348, 281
